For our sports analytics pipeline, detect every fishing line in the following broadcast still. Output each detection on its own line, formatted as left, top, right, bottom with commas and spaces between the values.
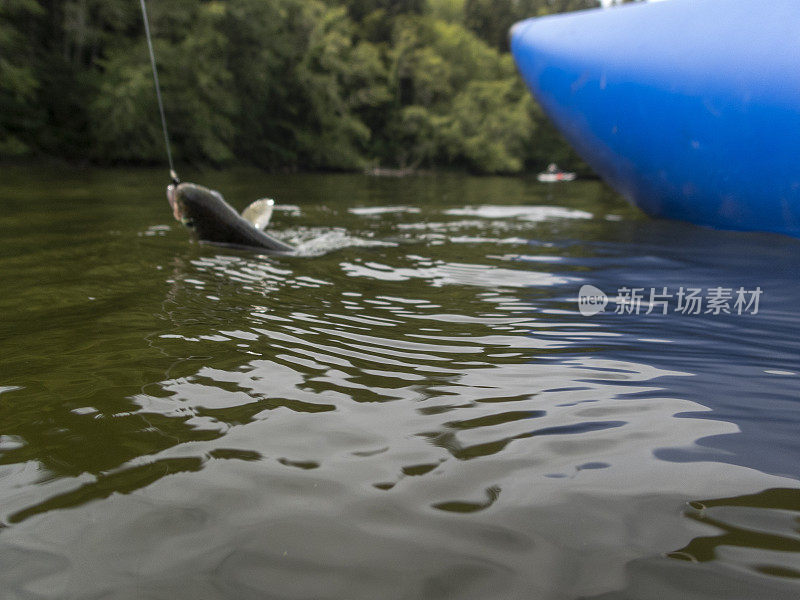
139, 0, 179, 184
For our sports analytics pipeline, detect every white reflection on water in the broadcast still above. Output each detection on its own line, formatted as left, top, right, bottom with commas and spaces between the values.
349, 206, 422, 216
445, 205, 593, 221
340, 260, 577, 287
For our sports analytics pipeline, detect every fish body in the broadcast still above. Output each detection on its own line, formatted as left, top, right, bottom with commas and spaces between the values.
167, 182, 294, 253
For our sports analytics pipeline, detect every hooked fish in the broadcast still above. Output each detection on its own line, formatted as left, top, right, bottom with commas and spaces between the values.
167, 182, 294, 253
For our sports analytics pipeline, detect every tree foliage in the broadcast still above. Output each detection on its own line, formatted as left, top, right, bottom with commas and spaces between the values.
0, 0, 44, 156
464, 0, 600, 51
0, 0, 599, 174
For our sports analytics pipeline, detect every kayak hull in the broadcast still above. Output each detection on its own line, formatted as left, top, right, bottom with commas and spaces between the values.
510, 0, 800, 237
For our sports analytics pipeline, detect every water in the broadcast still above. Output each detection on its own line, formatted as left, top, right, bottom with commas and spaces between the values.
1, 166, 798, 599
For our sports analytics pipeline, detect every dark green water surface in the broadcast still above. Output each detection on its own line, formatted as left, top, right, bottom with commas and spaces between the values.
1, 166, 798, 599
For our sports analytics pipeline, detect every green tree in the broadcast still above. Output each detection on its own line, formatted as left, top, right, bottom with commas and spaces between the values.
0, 0, 43, 157
292, 4, 387, 169
464, 0, 600, 51
31, 0, 139, 158
219, 0, 389, 170
426, 0, 465, 24
336, 0, 426, 43
443, 77, 534, 173
90, 0, 236, 165
219, 0, 308, 169
382, 15, 534, 173
0, 0, 598, 174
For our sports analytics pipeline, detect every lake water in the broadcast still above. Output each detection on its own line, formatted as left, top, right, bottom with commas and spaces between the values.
1, 166, 798, 599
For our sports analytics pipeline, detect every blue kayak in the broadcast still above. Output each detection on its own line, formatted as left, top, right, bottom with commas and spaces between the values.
511, 0, 800, 237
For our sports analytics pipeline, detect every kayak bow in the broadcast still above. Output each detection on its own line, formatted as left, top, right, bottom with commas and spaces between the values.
511, 0, 800, 237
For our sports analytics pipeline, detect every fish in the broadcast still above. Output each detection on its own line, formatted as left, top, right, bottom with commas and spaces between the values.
166, 182, 294, 253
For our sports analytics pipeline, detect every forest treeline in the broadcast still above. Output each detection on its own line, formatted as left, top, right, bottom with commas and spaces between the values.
1, 0, 615, 174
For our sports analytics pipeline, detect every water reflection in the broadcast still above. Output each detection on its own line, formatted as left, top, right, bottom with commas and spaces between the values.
670, 488, 800, 577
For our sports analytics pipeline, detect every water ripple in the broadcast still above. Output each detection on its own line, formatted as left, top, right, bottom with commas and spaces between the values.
1, 171, 798, 599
